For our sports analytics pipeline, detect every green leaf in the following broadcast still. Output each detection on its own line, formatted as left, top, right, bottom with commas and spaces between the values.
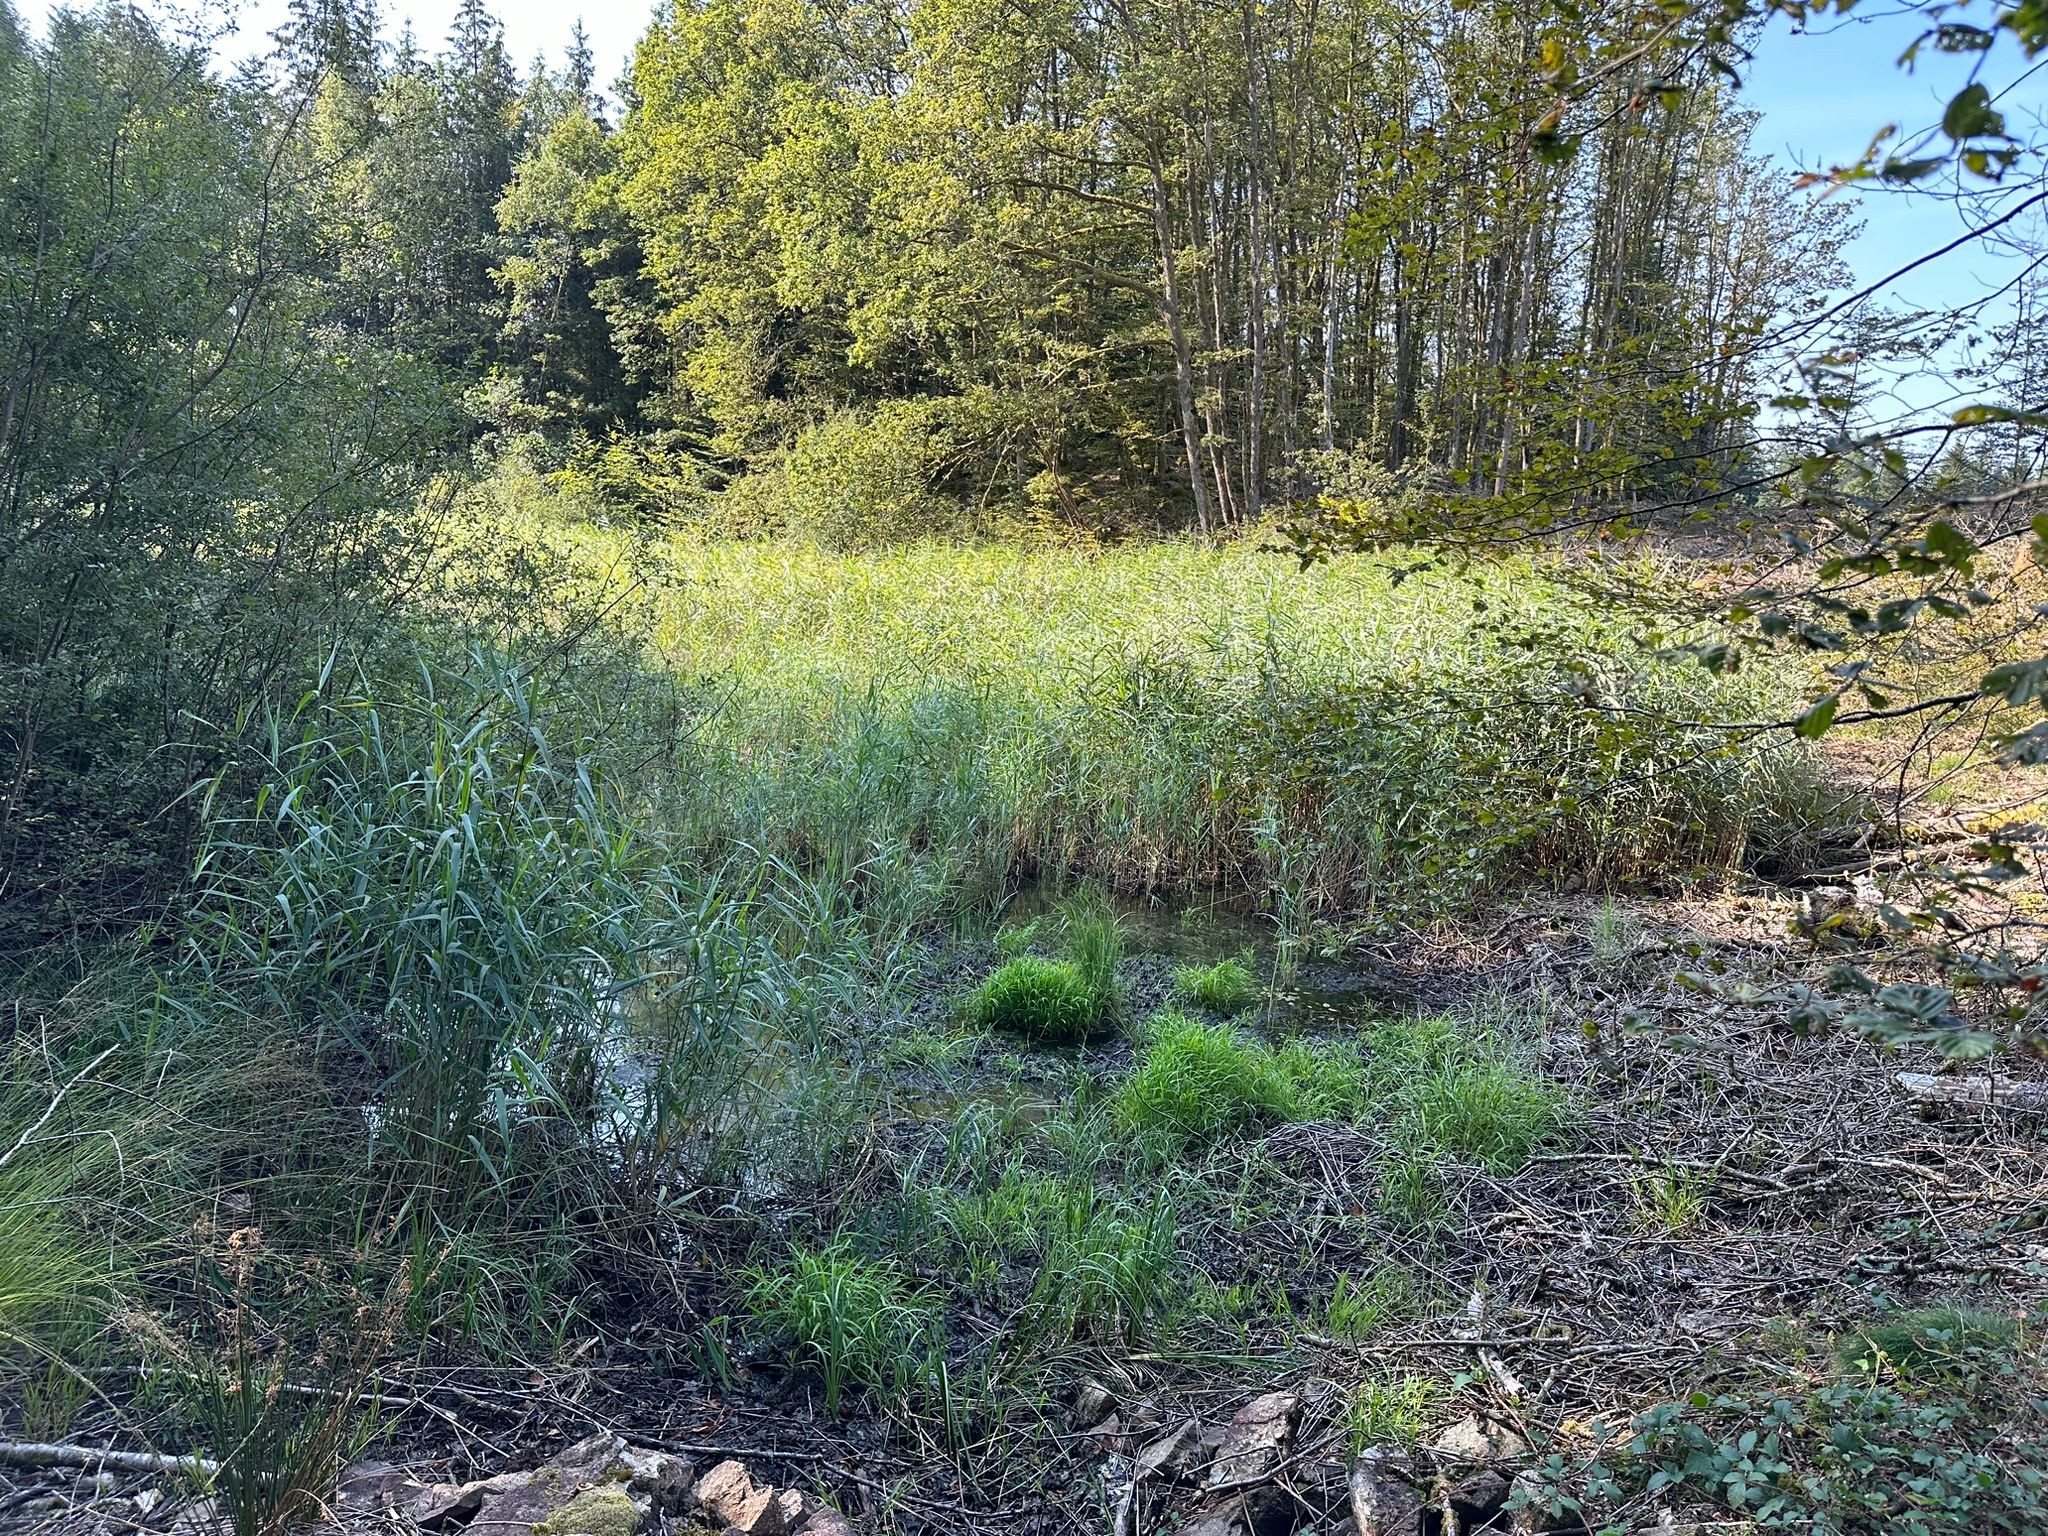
1879, 156, 1946, 183
1794, 696, 1839, 739
1942, 83, 2006, 141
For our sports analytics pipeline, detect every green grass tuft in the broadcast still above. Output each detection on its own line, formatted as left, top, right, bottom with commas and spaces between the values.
745, 1242, 938, 1417
967, 956, 1099, 1042
1835, 1305, 2022, 1380
1058, 885, 1124, 1018
1325, 1269, 1416, 1341
1112, 1011, 1363, 1148
1173, 954, 1259, 1013
1345, 1376, 1440, 1452
1408, 1060, 1566, 1173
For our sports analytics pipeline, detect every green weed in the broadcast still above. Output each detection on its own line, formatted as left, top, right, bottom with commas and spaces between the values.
883, 1025, 983, 1074
1377, 1149, 1448, 1232
1835, 1306, 2023, 1381
1114, 1013, 1322, 1146
1058, 886, 1125, 1019
994, 917, 1046, 960
1110, 1013, 1375, 1171
1365, 1006, 1567, 1173
1173, 953, 1260, 1013
1590, 898, 1641, 973
935, 1166, 1179, 1344
1632, 1165, 1710, 1232
1325, 1269, 1416, 1341
1409, 1061, 1566, 1173
745, 1242, 939, 1417
1346, 1376, 1440, 1452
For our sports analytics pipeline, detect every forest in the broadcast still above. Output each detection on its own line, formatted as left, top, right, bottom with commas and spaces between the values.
2, 0, 2046, 1532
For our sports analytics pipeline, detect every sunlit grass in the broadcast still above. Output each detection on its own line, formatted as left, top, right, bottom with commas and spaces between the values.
453, 489, 1847, 930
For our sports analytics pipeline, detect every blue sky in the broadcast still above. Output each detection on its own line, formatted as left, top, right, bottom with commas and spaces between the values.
1744, 5, 2040, 314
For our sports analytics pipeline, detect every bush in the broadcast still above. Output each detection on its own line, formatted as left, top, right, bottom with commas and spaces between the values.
743, 401, 963, 550
967, 956, 1099, 1042
1173, 954, 1259, 1013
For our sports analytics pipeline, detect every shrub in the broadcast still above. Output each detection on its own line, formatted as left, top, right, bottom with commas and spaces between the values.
1609, 1362, 2048, 1535
759, 400, 964, 550
967, 956, 1099, 1041
1173, 954, 1259, 1013
745, 1242, 938, 1417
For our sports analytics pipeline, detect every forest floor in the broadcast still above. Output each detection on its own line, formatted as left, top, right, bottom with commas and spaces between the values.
33, 883, 2048, 1536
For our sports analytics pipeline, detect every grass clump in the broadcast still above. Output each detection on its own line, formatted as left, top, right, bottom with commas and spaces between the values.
1058, 886, 1125, 1016
1112, 1011, 1363, 1148
1173, 953, 1259, 1013
1346, 1376, 1440, 1452
1325, 1269, 1416, 1341
1408, 1061, 1566, 1173
745, 1241, 938, 1417
1367, 1005, 1567, 1174
935, 1164, 1180, 1344
1589, 897, 1641, 972
1835, 1305, 2023, 1381
967, 956, 1098, 1041
1632, 1164, 1710, 1232
968, 886, 1124, 1041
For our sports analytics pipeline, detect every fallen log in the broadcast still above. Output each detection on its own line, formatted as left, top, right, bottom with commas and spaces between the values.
0, 1441, 219, 1478
1895, 1071, 2048, 1113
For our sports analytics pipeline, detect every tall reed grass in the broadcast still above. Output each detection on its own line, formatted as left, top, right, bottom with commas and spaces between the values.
455, 491, 1848, 930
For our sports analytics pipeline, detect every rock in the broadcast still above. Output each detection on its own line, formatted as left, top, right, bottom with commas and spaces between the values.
1074, 1379, 1120, 1426
1427, 1414, 1529, 1466
400, 1433, 697, 1536
1179, 1487, 1296, 1536
693, 1460, 785, 1536
333, 1460, 417, 1518
1135, 1418, 1210, 1482
1208, 1391, 1301, 1488
1447, 1470, 1510, 1527
408, 1470, 534, 1528
795, 1504, 856, 1536
619, 1446, 695, 1513
1347, 1449, 1422, 1536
